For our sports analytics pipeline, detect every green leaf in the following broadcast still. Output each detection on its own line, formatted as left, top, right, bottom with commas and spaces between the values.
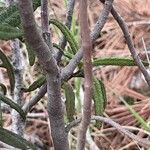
93, 77, 107, 128
0, 94, 26, 120
53, 43, 73, 59
93, 57, 149, 66
22, 76, 46, 92
0, 127, 36, 150
0, 49, 15, 93
0, 83, 7, 95
0, 5, 19, 27
120, 97, 150, 132
74, 78, 81, 113
0, 0, 41, 27
25, 42, 36, 66
49, 19, 78, 54
0, 25, 23, 40
63, 82, 75, 122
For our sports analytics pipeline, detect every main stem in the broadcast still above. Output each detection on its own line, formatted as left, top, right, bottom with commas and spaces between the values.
18, 0, 69, 149
77, 0, 93, 149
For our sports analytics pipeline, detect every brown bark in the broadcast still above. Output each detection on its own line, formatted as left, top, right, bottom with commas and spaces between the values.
77, 0, 93, 149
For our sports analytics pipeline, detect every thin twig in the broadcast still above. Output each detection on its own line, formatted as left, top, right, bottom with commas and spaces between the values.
77, 0, 93, 149
41, 0, 49, 33
41, 0, 54, 52
142, 37, 150, 67
66, 116, 150, 148
61, 0, 113, 81
22, 83, 47, 114
56, 0, 75, 63
99, 0, 150, 86
110, 7, 150, 87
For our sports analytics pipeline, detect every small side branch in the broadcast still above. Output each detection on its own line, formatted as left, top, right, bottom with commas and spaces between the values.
57, 0, 75, 62
111, 7, 150, 86
91, 0, 113, 42
22, 83, 47, 114
99, 0, 150, 87
61, 0, 113, 81
66, 116, 150, 148
41, 0, 53, 52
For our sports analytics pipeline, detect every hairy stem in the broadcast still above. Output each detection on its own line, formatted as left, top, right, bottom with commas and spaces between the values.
18, 0, 69, 149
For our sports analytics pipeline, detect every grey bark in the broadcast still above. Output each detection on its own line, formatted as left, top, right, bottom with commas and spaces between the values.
18, 0, 69, 149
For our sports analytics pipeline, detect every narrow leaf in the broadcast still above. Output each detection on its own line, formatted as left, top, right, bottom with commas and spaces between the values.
49, 19, 78, 54
0, 94, 26, 120
0, 127, 36, 150
26, 42, 36, 66
93, 57, 149, 66
75, 78, 81, 112
0, 83, 7, 95
53, 43, 73, 59
22, 76, 46, 92
0, 25, 23, 40
0, 49, 15, 93
93, 77, 107, 128
63, 82, 75, 122
120, 97, 150, 132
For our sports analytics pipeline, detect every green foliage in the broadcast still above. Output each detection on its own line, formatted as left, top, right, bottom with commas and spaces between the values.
93, 57, 149, 66
0, 0, 41, 27
0, 127, 36, 150
22, 76, 46, 92
0, 4, 19, 27
71, 12, 79, 43
0, 24, 23, 40
0, 83, 7, 95
0, 0, 41, 67
53, 43, 73, 59
74, 78, 81, 113
25, 42, 36, 66
63, 82, 75, 122
49, 19, 78, 54
93, 77, 107, 128
0, 94, 26, 120
0, 49, 15, 93
123, 96, 134, 105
